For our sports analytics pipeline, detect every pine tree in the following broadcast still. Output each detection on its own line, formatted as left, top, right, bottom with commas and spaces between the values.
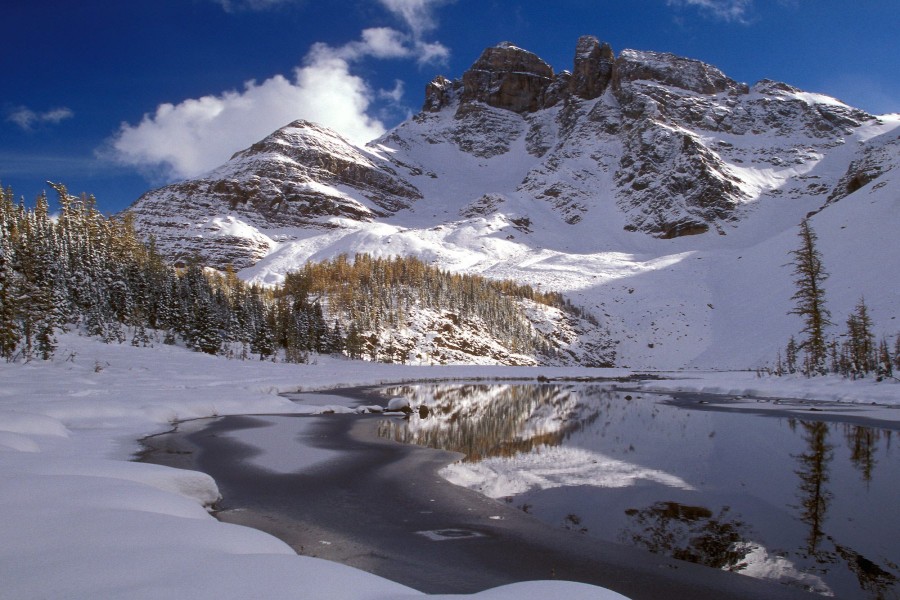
251, 311, 275, 360
785, 336, 799, 374
345, 321, 364, 359
876, 338, 893, 379
788, 220, 832, 376
0, 226, 19, 360
845, 297, 875, 377
894, 335, 900, 372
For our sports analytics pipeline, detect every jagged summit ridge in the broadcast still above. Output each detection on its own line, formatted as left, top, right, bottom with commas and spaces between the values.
424, 35, 748, 115
126, 35, 899, 369
130, 34, 886, 266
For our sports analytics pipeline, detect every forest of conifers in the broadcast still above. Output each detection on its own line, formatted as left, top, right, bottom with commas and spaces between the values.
0, 184, 578, 364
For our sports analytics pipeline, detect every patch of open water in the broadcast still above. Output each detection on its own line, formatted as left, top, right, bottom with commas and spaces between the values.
376, 383, 899, 599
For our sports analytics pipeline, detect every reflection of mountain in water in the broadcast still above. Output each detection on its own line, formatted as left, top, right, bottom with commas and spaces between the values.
378, 383, 900, 599
377, 384, 602, 461
620, 501, 752, 571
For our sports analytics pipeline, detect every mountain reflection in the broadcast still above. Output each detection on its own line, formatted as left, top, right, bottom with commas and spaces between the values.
378, 384, 900, 598
620, 502, 752, 571
377, 384, 603, 461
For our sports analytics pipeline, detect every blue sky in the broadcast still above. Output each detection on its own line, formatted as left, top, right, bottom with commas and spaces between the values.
2, 0, 898, 213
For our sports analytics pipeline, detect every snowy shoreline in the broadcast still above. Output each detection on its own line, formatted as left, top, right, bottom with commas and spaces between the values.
1, 333, 897, 599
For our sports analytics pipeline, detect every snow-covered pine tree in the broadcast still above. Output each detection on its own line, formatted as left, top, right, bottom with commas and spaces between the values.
894, 335, 900, 372
345, 321, 364, 359
0, 204, 20, 360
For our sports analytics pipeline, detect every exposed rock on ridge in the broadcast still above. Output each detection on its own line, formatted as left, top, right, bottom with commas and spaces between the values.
128, 120, 421, 268
570, 36, 615, 100
459, 42, 556, 114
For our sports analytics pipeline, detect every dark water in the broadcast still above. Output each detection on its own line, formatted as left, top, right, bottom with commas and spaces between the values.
377, 383, 900, 599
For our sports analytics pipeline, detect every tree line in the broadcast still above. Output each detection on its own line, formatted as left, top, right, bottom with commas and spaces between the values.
773, 220, 898, 379
0, 184, 581, 364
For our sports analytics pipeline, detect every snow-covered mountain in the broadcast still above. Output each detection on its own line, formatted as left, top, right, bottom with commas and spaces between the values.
128, 36, 900, 370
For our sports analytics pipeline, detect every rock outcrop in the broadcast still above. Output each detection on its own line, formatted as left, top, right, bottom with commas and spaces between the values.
569, 35, 615, 100
459, 42, 556, 114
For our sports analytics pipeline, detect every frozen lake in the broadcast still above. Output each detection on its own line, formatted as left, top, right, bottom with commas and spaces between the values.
376, 383, 900, 599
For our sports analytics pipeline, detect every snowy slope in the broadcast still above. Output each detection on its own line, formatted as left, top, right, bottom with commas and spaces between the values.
128, 37, 900, 370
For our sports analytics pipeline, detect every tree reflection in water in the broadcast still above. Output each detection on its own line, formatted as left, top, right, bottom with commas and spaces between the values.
843, 424, 880, 483
377, 384, 602, 461
377, 384, 900, 598
791, 419, 899, 597
792, 420, 834, 557
619, 502, 752, 570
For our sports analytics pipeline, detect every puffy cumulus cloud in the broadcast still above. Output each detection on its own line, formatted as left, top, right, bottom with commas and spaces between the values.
108, 0, 456, 181
109, 41, 388, 180
7, 106, 74, 130
666, 0, 753, 22
333, 27, 412, 61
329, 26, 448, 66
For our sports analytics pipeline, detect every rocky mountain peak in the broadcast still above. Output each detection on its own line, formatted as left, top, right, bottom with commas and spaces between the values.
614, 49, 748, 95
459, 42, 556, 113
423, 75, 457, 113
127, 34, 895, 272
569, 35, 615, 100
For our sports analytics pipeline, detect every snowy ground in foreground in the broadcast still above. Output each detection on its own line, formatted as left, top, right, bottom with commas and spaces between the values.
1, 334, 897, 599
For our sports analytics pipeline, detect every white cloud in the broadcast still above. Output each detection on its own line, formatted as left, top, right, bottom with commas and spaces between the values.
667, 0, 753, 22
333, 27, 413, 61
339, 27, 448, 66
415, 40, 450, 65
108, 2, 454, 181
379, 79, 406, 103
212, 0, 293, 12
376, 0, 451, 64
8, 106, 74, 130
108, 40, 388, 180
377, 0, 448, 37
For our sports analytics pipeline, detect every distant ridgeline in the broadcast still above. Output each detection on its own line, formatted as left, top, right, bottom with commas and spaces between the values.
0, 185, 611, 366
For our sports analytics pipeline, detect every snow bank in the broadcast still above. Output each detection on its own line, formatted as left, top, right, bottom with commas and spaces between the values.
638, 370, 900, 406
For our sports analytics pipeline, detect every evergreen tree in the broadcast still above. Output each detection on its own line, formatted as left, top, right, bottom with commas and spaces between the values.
876, 338, 893, 379
788, 220, 832, 376
845, 297, 875, 377
250, 310, 275, 360
0, 226, 19, 360
895, 335, 900, 372
345, 321, 364, 359
785, 336, 799, 375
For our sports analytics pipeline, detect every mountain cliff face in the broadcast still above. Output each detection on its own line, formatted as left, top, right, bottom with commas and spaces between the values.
127, 36, 900, 369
